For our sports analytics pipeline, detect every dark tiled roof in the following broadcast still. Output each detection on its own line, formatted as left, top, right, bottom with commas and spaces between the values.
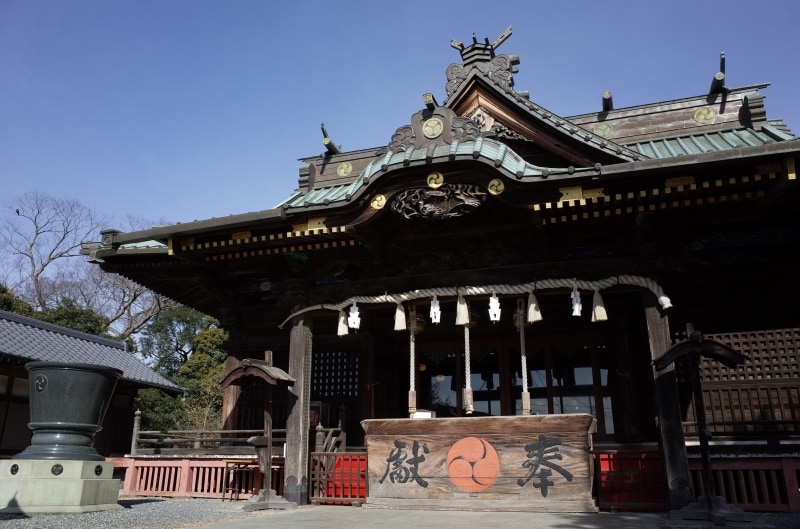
0, 309, 182, 394
623, 125, 797, 159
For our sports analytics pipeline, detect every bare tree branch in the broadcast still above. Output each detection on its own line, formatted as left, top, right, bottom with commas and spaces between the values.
2, 192, 106, 310
1, 192, 167, 338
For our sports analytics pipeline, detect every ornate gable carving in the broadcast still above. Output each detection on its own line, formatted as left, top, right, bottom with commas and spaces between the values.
388, 106, 481, 152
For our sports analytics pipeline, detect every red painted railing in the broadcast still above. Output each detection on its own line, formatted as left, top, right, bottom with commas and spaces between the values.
688, 457, 800, 512
593, 447, 800, 513
110, 456, 284, 499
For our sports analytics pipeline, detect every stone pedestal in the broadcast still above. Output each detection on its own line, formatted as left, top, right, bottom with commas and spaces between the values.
0, 459, 122, 513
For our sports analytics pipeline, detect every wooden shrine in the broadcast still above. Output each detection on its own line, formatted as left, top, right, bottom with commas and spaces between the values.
83, 28, 800, 511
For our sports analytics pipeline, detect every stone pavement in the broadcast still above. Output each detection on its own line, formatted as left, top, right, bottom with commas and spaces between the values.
194, 505, 667, 529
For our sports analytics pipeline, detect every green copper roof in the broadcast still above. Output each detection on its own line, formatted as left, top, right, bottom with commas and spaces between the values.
279, 137, 600, 210
623, 125, 796, 159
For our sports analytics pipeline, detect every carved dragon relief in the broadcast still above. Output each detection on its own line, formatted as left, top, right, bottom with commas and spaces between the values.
390, 183, 487, 220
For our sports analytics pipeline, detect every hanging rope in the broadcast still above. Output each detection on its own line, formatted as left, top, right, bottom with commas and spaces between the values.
516, 298, 531, 415
463, 324, 474, 415
278, 274, 671, 328
408, 305, 417, 416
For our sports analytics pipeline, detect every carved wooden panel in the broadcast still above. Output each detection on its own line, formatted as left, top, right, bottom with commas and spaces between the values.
361, 415, 596, 512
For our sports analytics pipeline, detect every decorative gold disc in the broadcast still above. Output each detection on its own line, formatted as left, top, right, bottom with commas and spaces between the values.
422, 117, 444, 139
371, 194, 386, 209
488, 179, 505, 195
337, 162, 353, 177
693, 107, 716, 124
427, 172, 444, 189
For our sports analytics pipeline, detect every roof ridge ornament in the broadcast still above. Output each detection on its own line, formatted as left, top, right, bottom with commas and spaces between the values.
709, 51, 726, 95
321, 122, 340, 155
445, 27, 519, 98
450, 26, 512, 65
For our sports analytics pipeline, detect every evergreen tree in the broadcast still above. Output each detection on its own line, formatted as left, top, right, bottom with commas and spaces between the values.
37, 297, 110, 336
0, 283, 34, 316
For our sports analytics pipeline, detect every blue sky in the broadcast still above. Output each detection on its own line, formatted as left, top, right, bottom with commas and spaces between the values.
2, 0, 799, 229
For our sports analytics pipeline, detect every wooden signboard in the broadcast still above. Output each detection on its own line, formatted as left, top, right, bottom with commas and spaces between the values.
361, 414, 596, 512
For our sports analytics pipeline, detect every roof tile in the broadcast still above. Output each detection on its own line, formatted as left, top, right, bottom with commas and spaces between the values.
0, 310, 181, 394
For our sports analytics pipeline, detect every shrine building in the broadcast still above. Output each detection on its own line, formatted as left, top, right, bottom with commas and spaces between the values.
83, 29, 800, 511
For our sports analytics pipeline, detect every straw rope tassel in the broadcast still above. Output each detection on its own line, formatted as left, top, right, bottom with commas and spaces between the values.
527, 291, 542, 323
455, 294, 469, 325
337, 310, 348, 336
394, 302, 407, 331
592, 290, 608, 322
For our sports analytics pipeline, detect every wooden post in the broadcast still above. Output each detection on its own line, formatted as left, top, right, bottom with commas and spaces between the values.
314, 424, 324, 452
284, 316, 313, 505
645, 292, 693, 510
683, 323, 716, 500
130, 409, 141, 456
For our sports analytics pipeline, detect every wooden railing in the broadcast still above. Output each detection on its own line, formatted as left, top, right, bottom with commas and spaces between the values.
593, 446, 800, 513
129, 410, 287, 456
131, 428, 287, 456
112, 456, 285, 499
688, 457, 800, 512
119, 417, 360, 502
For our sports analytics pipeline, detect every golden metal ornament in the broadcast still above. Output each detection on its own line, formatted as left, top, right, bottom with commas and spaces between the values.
337, 162, 353, 177
371, 194, 386, 209
488, 179, 505, 195
693, 107, 716, 124
427, 172, 444, 189
422, 117, 444, 139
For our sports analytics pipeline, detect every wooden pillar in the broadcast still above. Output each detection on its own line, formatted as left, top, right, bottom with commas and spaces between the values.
283, 316, 313, 505
644, 292, 693, 510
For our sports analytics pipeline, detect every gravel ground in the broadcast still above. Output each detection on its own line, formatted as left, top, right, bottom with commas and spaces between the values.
2, 498, 800, 529
0, 498, 269, 529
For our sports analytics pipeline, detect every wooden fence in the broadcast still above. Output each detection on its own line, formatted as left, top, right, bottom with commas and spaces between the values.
111, 456, 284, 499
688, 457, 800, 512
116, 421, 366, 504
594, 447, 800, 513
